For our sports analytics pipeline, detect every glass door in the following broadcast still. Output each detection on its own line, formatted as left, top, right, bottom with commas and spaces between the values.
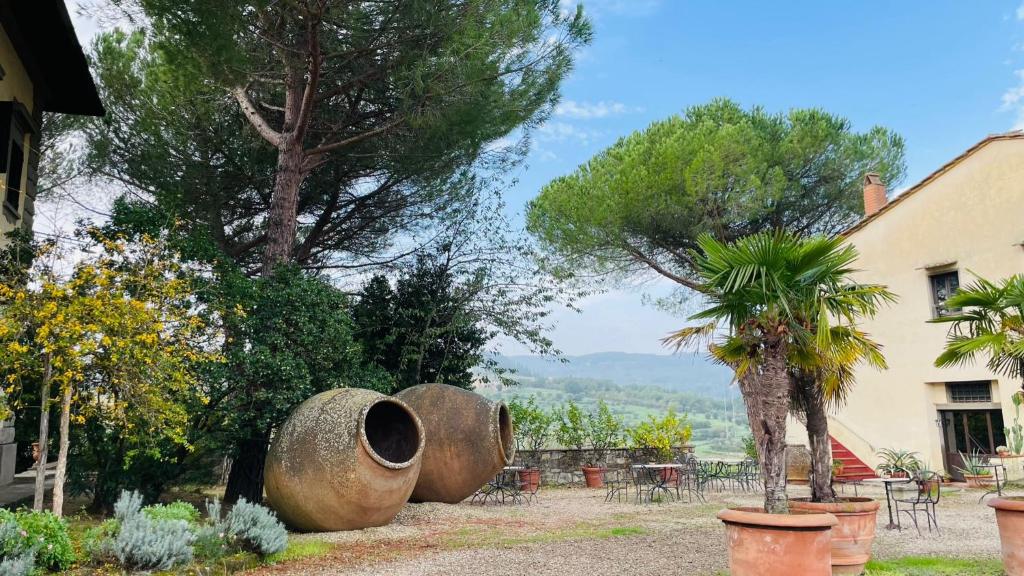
939, 409, 1005, 480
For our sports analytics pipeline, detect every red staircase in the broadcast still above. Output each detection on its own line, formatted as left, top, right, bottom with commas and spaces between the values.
830, 436, 876, 481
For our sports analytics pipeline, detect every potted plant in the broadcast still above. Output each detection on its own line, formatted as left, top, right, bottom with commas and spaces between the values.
997, 445, 1011, 458
508, 396, 553, 492
585, 400, 623, 484
555, 400, 602, 487
626, 408, 691, 483
831, 458, 844, 478
875, 448, 922, 478
664, 233, 890, 575
1003, 391, 1024, 456
955, 450, 994, 488
931, 275, 1024, 576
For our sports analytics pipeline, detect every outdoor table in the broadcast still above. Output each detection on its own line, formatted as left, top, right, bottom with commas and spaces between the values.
977, 463, 1006, 503
863, 477, 912, 530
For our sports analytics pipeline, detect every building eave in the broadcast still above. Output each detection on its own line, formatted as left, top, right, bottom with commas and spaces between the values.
0, 0, 104, 117
843, 131, 1024, 237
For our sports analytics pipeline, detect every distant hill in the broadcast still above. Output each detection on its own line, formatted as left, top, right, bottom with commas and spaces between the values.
493, 351, 736, 398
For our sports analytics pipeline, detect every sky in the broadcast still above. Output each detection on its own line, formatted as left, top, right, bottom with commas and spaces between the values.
68, 1, 1024, 356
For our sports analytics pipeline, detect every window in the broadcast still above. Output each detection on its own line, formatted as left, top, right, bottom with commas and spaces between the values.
947, 381, 992, 403
4, 136, 23, 214
930, 270, 960, 318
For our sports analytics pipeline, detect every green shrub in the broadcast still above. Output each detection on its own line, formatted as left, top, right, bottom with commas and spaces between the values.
107, 490, 194, 571
224, 499, 288, 557
0, 508, 75, 572
626, 408, 693, 461
742, 435, 758, 459
142, 501, 200, 523
0, 520, 35, 576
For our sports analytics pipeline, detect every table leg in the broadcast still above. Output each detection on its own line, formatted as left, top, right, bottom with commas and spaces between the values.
884, 484, 899, 530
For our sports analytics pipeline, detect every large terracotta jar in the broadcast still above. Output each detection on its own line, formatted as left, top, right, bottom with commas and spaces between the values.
396, 383, 514, 503
718, 507, 837, 576
264, 388, 424, 532
790, 497, 880, 575
582, 466, 605, 488
989, 497, 1024, 576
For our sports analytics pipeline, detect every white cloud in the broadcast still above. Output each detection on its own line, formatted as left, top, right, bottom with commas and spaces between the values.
536, 121, 601, 145
1001, 69, 1024, 129
554, 99, 637, 119
1017, 2, 1024, 20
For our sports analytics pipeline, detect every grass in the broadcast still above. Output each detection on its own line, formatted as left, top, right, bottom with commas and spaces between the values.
442, 522, 647, 549
864, 557, 1005, 575
265, 539, 336, 563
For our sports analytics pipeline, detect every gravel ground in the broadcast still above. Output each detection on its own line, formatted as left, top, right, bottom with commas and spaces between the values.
255, 483, 1003, 576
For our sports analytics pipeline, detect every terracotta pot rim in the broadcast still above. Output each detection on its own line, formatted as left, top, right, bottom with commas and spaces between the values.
717, 507, 838, 529
789, 497, 881, 513
988, 497, 1024, 512
358, 397, 425, 470
582, 466, 606, 472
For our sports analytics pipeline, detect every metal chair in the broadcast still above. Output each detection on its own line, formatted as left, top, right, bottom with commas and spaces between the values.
603, 468, 630, 503
893, 470, 941, 535
631, 465, 673, 504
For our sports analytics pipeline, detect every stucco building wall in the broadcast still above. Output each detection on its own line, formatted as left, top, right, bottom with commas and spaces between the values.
787, 135, 1024, 477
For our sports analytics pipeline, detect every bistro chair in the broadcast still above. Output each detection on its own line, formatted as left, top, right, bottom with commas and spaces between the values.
603, 468, 630, 503
893, 470, 941, 535
631, 465, 673, 505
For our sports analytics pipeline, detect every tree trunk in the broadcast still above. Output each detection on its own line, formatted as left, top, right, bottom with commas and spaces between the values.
51, 384, 73, 516
736, 344, 791, 514
262, 137, 306, 273
224, 431, 270, 504
805, 389, 836, 503
33, 353, 52, 511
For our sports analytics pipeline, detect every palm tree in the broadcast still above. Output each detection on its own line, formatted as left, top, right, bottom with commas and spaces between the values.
665, 231, 893, 513
932, 273, 1024, 390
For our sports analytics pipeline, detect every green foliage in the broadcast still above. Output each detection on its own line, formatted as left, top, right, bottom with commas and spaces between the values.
932, 274, 1024, 390
585, 400, 624, 451
107, 491, 194, 571
507, 396, 555, 453
142, 501, 200, 523
0, 520, 36, 576
0, 508, 75, 572
553, 400, 588, 450
626, 408, 692, 461
1007, 392, 1024, 455
202, 498, 287, 558
875, 448, 923, 476
527, 98, 905, 301
352, 252, 489, 392
742, 435, 758, 459
954, 450, 992, 477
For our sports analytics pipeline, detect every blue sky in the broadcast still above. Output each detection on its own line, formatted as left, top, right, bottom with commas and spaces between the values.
70, 1, 1024, 356
496, 0, 1024, 356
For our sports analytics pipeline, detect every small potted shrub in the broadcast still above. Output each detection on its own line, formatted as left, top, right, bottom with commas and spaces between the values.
955, 450, 994, 488
875, 448, 921, 478
555, 401, 602, 487
831, 458, 844, 478
997, 445, 1011, 458
626, 408, 692, 483
585, 400, 624, 485
508, 396, 553, 491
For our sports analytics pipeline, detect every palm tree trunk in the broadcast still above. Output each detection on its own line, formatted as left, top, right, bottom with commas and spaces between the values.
33, 353, 52, 511
51, 384, 73, 516
805, 393, 836, 502
737, 344, 791, 514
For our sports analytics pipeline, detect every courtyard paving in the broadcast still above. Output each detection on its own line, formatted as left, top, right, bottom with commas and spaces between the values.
252, 483, 1003, 576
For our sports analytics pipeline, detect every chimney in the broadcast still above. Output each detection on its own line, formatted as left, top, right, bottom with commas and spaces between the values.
862, 173, 887, 217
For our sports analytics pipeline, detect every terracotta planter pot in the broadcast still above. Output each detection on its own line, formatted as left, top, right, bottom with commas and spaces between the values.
964, 474, 994, 488
659, 467, 680, 485
989, 497, 1024, 576
519, 468, 540, 492
396, 384, 514, 503
265, 388, 425, 532
582, 466, 605, 488
718, 507, 837, 576
790, 498, 880, 575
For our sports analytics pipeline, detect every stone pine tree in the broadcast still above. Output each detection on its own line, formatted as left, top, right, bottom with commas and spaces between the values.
98, 0, 591, 503
528, 99, 906, 503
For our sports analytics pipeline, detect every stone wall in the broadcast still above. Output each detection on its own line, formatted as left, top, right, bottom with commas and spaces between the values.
513, 446, 694, 485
